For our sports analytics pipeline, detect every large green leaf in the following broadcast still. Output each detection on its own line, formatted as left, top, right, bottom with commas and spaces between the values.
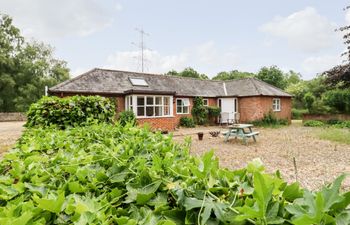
34, 192, 65, 213
282, 182, 303, 202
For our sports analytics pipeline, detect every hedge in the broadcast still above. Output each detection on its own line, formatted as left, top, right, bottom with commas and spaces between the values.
26, 96, 115, 129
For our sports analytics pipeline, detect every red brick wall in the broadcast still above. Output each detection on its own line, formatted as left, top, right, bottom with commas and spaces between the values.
137, 117, 177, 131
303, 114, 350, 122
115, 96, 125, 114
239, 96, 292, 123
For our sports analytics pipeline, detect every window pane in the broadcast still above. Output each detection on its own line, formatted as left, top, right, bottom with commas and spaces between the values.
147, 96, 154, 105
130, 96, 133, 105
176, 99, 182, 107
177, 106, 182, 113
137, 96, 144, 106
203, 99, 208, 106
155, 106, 162, 116
164, 106, 170, 115
164, 97, 170, 106
155, 96, 162, 105
183, 106, 189, 114
183, 98, 190, 106
137, 107, 144, 116
146, 106, 154, 116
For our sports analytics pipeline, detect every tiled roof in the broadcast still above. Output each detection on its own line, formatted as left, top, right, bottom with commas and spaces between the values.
49, 68, 292, 97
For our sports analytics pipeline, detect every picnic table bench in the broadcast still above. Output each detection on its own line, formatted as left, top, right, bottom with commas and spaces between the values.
223, 124, 259, 144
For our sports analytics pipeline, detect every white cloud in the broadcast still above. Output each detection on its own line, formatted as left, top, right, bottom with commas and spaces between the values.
0, 0, 119, 40
260, 7, 339, 53
302, 55, 341, 76
115, 3, 123, 11
196, 41, 239, 67
346, 9, 350, 24
104, 41, 240, 76
105, 49, 189, 73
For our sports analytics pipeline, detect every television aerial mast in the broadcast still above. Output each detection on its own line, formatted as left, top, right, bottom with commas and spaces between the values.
132, 28, 150, 72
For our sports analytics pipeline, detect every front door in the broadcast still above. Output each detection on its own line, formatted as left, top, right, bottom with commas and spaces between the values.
218, 98, 237, 121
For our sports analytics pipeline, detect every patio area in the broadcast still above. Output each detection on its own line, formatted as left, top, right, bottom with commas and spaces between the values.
172, 121, 350, 190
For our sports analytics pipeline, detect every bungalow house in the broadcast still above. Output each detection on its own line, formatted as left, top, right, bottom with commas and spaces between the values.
49, 68, 292, 130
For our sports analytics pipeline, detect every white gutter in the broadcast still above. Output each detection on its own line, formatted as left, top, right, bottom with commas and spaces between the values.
223, 82, 227, 96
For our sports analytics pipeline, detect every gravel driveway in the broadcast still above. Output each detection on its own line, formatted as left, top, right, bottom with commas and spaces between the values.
0, 121, 25, 154
173, 122, 350, 190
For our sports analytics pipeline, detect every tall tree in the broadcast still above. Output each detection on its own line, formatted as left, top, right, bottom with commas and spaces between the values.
255, 66, 287, 89
285, 70, 302, 86
212, 70, 254, 80
0, 14, 69, 112
166, 67, 208, 80
323, 6, 350, 88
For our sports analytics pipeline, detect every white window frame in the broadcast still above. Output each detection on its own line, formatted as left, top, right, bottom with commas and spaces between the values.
125, 95, 173, 118
272, 98, 281, 112
176, 98, 190, 114
203, 98, 209, 107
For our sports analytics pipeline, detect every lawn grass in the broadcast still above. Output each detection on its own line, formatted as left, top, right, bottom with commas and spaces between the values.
316, 128, 350, 145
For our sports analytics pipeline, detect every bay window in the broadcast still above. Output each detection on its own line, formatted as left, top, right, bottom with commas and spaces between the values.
126, 95, 172, 118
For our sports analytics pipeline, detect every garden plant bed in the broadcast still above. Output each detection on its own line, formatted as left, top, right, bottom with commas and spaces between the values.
173, 122, 350, 190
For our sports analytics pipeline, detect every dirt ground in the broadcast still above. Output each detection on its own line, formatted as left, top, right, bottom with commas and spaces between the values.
173, 121, 350, 191
0, 121, 25, 155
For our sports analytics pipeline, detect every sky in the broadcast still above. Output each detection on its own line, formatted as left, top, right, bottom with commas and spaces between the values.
0, 0, 349, 80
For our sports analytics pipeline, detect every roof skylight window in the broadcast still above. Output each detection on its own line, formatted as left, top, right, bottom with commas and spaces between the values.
129, 78, 148, 86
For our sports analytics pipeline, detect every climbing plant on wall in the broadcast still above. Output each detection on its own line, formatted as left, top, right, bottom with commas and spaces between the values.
191, 97, 208, 125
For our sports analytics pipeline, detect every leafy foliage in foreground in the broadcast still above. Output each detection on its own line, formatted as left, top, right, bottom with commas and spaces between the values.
0, 124, 349, 224
118, 110, 137, 127
26, 96, 115, 129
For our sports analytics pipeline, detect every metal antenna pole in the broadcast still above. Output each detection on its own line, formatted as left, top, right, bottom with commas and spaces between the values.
132, 28, 149, 72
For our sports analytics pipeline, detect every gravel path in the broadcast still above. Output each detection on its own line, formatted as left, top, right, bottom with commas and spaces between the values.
0, 121, 25, 155
173, 122, 350, 190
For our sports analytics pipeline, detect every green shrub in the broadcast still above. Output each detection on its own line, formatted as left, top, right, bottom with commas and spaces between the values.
333, 120, 350, 128
303, 92, 315, 113
303, 120, 324, 127
326, 119, 342, 125
323, 89, 350, 113
26, 95, 115, 129
207, 106, 221, 124
1, 124, 350, 224
251, 111, 288, 127
191, 97, 208, 125
277, 118, 289, 125
118, 110, 136, 126
207, 106, 221, 118
291, 108, 308, 119
179, 116, 195, 127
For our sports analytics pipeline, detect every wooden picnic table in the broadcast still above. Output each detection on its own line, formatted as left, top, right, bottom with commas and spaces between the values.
223, 124, 259, 144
